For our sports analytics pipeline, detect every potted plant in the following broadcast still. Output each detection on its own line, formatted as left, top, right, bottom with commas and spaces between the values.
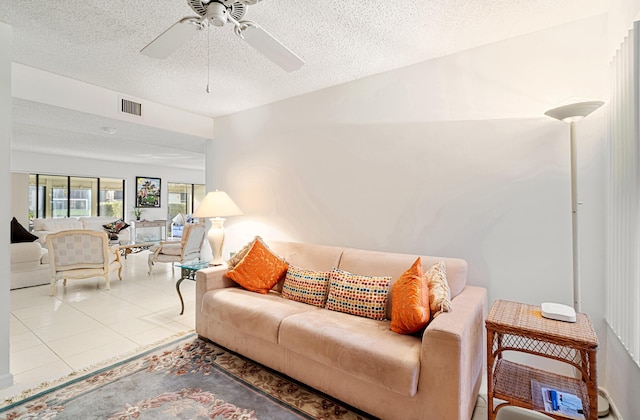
132, 207, 144, 221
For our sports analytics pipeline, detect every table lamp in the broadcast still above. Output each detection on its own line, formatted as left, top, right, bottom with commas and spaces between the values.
192, 190, 243, 265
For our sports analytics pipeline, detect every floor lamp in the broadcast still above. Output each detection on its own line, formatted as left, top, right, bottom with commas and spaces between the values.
545, 101, 610, 417
192, 190, 243, 266
544, 100, 603, 314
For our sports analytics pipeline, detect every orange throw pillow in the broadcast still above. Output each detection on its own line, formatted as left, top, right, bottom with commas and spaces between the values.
390, 258, 430, 334
225, 239, 288, 294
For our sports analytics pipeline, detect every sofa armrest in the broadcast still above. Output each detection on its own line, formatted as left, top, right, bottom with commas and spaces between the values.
10, 242, 43, 264
33, 230, 54, 247
195, 265, 238, 299
419, 285, 488, 420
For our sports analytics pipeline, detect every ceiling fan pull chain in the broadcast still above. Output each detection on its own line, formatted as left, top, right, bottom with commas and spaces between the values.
206, 22, 211, 94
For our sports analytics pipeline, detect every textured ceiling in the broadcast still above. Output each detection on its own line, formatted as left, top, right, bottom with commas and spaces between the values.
0, 0, 609, 168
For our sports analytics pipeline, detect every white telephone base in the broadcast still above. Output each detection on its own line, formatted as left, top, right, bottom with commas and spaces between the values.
541, 302, 576, 323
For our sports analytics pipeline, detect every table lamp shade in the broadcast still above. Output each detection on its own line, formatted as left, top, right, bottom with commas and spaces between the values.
192, 190, 243, 218
192, 191, 242, 265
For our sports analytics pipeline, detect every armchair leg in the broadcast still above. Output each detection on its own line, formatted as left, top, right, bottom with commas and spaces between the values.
105, 274, 110, 291
49, 278, 56, 296
148, 259, 154, 275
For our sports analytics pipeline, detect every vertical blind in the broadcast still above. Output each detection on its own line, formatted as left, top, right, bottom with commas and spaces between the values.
607, 21, 640, 367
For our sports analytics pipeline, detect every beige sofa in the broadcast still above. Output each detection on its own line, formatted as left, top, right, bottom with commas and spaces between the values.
196, 240, 487, 420
32, 216, 130, 246
10, 241, 50, 289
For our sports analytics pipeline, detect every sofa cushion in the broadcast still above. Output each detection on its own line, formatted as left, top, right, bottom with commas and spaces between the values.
34, 218, 83, 232
202, 288, 318, 344
390, 258, 430, 334
10, 217, 38, 243
278, 309, 422, 397
268, 241, 344, 272
325, 268, 390, 321
226, 239, 288, 294
150, 243, 182, 256
282, 265, 331, 307
79, 216, 119, 232
426, 260, 451, 318
337, 248, 468, 318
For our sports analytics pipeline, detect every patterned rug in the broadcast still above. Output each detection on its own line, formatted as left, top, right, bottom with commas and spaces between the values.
0, 334, 374, 419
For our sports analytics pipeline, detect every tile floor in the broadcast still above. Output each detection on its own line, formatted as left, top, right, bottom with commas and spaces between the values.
1, 251, 196, 401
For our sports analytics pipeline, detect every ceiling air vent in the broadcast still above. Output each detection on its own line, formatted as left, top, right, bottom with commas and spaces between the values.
121, 98, 142, 117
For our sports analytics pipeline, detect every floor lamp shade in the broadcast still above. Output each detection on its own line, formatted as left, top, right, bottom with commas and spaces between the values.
545, 100, 603, 313
192, 190, 243, 265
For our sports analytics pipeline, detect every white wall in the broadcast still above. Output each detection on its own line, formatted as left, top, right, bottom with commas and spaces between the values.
10, 173, 29, 226
10, 151, 204, 223
0, 22, 14, 389
207, 13, 623, 413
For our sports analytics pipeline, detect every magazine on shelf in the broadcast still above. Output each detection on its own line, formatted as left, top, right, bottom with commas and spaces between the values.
531, 380, 585, 420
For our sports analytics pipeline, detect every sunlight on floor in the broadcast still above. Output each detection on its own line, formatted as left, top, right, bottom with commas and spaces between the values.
2, 251, 196, 401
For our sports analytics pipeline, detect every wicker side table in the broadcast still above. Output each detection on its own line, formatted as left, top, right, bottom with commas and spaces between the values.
486, 300, 598, 420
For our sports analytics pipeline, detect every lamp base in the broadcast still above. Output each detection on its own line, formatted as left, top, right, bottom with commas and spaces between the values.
207, 217, 226, 266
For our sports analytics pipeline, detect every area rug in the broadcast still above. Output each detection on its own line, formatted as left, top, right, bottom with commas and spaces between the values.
0, 334, 374, 419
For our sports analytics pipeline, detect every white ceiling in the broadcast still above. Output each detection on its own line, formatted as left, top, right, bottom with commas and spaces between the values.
0, 0, 609, 168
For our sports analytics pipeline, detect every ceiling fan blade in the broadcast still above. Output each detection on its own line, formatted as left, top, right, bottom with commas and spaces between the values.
240, 24, 304, 72
141, 18, 202, 59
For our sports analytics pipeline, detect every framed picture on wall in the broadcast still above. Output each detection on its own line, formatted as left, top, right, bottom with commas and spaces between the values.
136, 177, 161, 208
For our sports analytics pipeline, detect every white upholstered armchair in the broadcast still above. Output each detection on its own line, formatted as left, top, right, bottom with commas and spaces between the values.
46, 229, 122, 296
147, 223, 206, 274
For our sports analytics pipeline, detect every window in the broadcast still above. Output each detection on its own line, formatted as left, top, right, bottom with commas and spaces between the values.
69, 177, 97, 217
37, 174, 68, 218
167, 182, 205, 235
100, 178, 125, 218
29, 174, 125, 220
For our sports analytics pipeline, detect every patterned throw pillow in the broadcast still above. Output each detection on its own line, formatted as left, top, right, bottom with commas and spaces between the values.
425, 261, 451, 318
282, 265, 331, 307
103, 219, 129, 234
225, 239, 288, 294
390, 258, 430, 334
325, 268, 391, 321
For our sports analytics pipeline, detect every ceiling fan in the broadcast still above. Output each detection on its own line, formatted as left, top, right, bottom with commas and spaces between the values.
141, 0, 304, 72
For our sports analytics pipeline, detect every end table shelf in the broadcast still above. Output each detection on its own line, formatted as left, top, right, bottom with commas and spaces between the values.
486, 300, 598, 420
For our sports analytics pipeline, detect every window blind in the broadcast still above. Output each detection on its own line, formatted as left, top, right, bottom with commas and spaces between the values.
607, 21, 640, 367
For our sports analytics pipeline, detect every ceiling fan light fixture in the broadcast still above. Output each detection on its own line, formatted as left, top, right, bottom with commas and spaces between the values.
206, 2, 228, 27
142, 0, 303, 71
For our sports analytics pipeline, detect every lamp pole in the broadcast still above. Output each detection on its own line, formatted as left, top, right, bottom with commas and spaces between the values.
544, 100, 603, 312
569, 121, 581, 312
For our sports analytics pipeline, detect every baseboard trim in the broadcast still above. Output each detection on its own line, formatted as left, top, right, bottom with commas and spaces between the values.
0, 372, 14, 390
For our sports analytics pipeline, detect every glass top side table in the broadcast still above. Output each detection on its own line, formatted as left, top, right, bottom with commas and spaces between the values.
174, 260, 211, 315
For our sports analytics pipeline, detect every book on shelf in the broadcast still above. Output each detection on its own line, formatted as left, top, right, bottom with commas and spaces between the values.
531, 380, 585, 420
